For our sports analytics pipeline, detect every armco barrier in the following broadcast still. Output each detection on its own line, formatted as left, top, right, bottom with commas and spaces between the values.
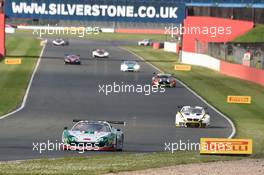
17, 26, 164, 35
220, 61, 264, 86
101, 28, 115, 33
181, 51, 220, 71
5, 26, 15, 34
115, 28, 166, 35
17, 25, 65, 30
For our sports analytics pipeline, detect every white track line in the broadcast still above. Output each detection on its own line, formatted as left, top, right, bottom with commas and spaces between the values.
122, 47, 236, 139
0, 40, 46, 120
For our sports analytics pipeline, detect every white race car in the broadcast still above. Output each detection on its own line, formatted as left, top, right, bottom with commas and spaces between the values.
92, 49, 109, 58
52, 38, 69, 46
138, 39, 153, 46
120, 61, 141, 72
175, 106, 210, 128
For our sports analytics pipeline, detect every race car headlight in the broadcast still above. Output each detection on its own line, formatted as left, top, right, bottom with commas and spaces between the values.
178, 112, 186, 121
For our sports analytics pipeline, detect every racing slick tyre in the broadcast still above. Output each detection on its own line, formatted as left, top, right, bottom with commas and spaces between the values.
201, 123, 207, 128
115, 135, 124, 151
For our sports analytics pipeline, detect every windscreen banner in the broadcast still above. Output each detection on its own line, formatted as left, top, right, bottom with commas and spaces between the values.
5, 0, 185, 23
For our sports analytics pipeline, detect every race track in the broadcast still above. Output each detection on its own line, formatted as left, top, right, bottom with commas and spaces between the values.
0, 39, 234, 161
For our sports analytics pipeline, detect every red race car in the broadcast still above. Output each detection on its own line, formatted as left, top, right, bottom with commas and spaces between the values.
64, 54, 81, 65
152, 73, 176, 88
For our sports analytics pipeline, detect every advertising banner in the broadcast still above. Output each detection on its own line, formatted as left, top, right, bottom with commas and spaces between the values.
200, 138, 253, 155
5, 0, 185, 23
227, 96, 252, 104
5, 58, 22, 65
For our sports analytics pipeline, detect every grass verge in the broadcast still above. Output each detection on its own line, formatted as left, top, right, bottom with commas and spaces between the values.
123, 46, 264, 156
233, 24, 264, 42
0, 32, 41, 116
84, 32, 167, 41
0, 152, 240, 175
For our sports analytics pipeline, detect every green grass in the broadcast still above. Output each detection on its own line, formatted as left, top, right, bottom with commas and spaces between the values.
0, 152, 239, 175
85, 32, 167, 42
233, 24, 264, 42
0, 32, 41, 116
124, 46, 264, 156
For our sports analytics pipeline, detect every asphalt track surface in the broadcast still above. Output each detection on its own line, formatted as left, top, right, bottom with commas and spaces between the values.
0, 39, 233, 161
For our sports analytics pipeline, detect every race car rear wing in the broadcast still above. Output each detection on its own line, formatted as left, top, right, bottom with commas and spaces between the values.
107, 121, 126, 126
73, 119, 126, 126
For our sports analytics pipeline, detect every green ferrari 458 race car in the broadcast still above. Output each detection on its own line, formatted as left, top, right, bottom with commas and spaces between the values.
62, 120, 125, 151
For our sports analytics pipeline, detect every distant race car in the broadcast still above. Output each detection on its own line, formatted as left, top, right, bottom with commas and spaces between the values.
138, 39, 153, 46
64, 54, 81, 65
53, 38, 69, 46
120, 61, 141, 72
152, 73, 176, 87
175, 106, 210, 128
62, 120, 125, 151
92, 49, 109, 58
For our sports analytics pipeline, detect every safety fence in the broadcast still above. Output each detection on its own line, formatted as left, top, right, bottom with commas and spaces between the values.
207, 42, 264, 69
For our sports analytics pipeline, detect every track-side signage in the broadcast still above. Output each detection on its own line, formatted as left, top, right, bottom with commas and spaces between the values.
174, 64, 192, 71
5, 0, 185, 23
200, 138, 253, 155
5, 58, 22, 65
227, 96, 252, 104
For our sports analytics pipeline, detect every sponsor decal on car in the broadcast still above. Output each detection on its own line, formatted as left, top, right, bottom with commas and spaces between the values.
200, 138, 253, 155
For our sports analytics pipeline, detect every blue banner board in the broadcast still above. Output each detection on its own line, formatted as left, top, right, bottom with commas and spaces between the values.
5, 0, 186, 23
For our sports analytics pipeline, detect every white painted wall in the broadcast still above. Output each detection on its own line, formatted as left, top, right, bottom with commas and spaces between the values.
181, 51, 221, 71
5, 27, 15, 34
164, 42, 178, 53
17, 26, 115, 33
17, 26, 65, 30
101, 28, 115, 33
